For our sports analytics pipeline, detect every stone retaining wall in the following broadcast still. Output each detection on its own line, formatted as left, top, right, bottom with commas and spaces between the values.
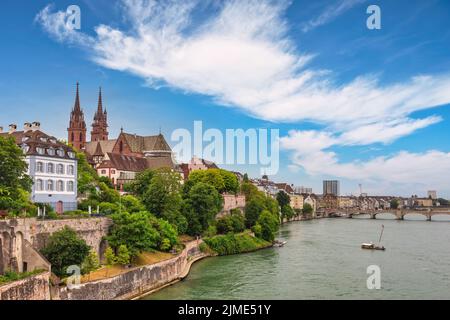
0, 271, 51, 300
56, 240, 205, 300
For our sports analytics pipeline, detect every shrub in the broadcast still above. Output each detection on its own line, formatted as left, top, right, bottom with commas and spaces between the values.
116, 245, 131, 265
82, 249, 100, 274
41, 226, 90, 277
105, 247, 116, 265
204, 233, 270, 256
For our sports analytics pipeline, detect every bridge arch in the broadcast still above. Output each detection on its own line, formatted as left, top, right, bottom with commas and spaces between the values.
403, 213, 428, 221
373, 212, 398, 220
430, 214, 450, 222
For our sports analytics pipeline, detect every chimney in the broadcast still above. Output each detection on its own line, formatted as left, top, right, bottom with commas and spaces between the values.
8, 124, 17, 134
24, 122, 32, 132
31, 122, 41, 131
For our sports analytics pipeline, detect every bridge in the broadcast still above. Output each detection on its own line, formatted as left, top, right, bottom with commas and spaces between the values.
318, 208, 450, 221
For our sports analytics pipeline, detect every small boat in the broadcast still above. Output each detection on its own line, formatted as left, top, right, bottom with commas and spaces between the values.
274, 240, 287, 247
361, 225, 386, 251
361, 242, 385, 250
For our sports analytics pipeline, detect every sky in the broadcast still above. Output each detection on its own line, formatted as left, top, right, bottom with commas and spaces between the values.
1, 0, 450, 197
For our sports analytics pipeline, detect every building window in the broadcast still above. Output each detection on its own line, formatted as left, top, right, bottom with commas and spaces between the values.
67, 181, 74, 192
101, 170, 107, 174
47, 180, 54, 191
36, 162, 44, 173
67, 165, 74, 175
47, 163, 54, 173
21, 144, 30, 153
57, 164, 64, 174
111, 170, 116, 174
57, 180, 64, 192
36, 147, 45, 155
119, 141, 123, 153
57, 149, 65, 157
68, 152, 75, 159
36, 179, 43, 191
47, 148, 55, 156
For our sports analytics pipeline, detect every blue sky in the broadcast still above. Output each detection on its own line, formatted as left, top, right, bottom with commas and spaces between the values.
1, 0, 450, 197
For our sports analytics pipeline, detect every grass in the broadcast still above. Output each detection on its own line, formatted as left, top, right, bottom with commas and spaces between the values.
0, 269, 46, 286
80, 250, 176, 283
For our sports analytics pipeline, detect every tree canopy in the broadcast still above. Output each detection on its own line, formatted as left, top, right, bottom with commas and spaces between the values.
41, 226, 90, 277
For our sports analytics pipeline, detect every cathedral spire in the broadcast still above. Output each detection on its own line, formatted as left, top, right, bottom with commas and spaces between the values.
74, 82, 81, 113
97, 87, 103, 115
68, 82, 87, 150
91, 86, 109, 142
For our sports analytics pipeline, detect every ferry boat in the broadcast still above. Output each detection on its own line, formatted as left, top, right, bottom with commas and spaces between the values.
361, 225, 386, 251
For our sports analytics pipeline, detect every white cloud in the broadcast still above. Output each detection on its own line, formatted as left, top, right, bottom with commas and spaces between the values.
36, 0, 450, 195
281, 129, 450, 195
35, 0, 450, 131
301, 0, 367, 33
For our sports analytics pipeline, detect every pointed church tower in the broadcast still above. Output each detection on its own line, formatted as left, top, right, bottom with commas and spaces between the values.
91, 87, 109, 142
68, 82, 87, 150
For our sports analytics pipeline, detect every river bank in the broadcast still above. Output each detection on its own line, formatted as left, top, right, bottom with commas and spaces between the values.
145, 218, 450, 300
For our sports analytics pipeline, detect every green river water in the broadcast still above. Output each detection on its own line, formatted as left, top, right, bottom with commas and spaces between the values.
143, 214, 450, 300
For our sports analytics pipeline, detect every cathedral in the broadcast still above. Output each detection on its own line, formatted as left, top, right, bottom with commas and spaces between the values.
67, 83, 175, 188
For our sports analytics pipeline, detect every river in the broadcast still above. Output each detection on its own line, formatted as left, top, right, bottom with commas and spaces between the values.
143, 215, 450, 300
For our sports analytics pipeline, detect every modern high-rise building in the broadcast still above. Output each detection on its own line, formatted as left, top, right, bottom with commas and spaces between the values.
323, 180, 340, 196
427, 190, 437, 200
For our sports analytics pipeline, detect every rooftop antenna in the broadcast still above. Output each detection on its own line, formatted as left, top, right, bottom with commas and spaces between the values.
359, 184, 363, 196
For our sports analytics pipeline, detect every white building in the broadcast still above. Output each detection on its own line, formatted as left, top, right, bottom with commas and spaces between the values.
0, 122, 78, 213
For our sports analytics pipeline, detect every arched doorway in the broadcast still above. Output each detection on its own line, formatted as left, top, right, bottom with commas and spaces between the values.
99, 239, 108, 264
56, 201, 64, 214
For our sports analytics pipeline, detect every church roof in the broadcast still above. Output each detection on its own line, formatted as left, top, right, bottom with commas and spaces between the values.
121, 132, 171, 153
85, 139, 116, 156
97, 152, 175, 172
97, 153, 148, 172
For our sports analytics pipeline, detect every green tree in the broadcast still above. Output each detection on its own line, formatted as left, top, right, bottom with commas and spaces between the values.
76, 151, 98, 195
183, 182, 223, 235
154, 218, 178, 251
116, 245, 131, 265
281, 205, 295, 221
107, 211, 160, 257
105, 247, 117, 265
41, 226, 90, 277
185, 169, 239, 194
302, 203, 314, 215
244, 198, 265, 228
240, 182, 259, 200
82, 249, 100, 274
256, 210, 280, 242
276, 191, 290, 208
130, 169, 156, 197
390, 199, 399, 209
0, 136, 33, 213
216, 216, 234, 234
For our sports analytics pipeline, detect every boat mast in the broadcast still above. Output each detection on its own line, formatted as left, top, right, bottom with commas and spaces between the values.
378, 225, 384, 244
